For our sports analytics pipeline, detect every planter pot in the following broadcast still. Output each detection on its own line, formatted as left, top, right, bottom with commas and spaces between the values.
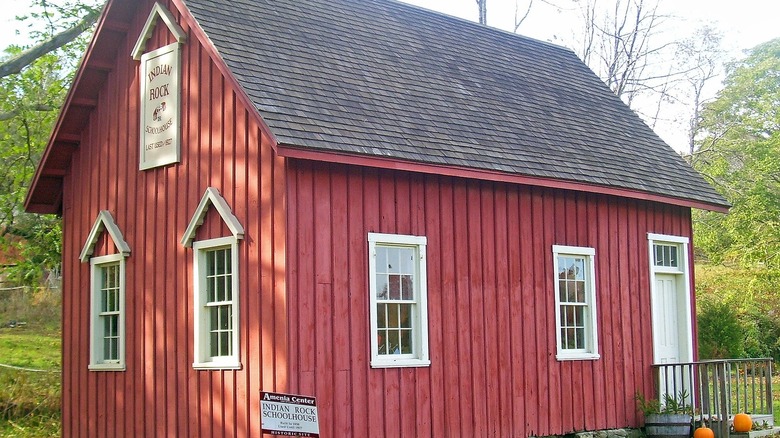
645, 414, 692, 438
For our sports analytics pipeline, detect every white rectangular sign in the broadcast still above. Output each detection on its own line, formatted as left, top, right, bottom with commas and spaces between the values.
139, 42, 181, 170
261, 391, 320, 437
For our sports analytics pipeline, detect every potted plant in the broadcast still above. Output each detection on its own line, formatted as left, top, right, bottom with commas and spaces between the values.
636, 390, 694, 438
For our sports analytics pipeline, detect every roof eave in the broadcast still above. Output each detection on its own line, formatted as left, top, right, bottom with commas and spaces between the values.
24, 0, 131, 214
276, 143, 731, 214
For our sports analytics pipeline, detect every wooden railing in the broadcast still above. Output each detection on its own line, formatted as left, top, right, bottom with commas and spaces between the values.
652, 359, 775, 438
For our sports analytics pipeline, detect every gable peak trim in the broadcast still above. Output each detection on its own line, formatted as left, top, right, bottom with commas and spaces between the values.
131, 2, 187, 60
181, 187, 245, 248
79, 210, 131, 263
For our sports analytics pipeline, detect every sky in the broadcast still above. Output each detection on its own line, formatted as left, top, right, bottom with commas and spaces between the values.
1, 0, 778, 152
398, 0, 780, 55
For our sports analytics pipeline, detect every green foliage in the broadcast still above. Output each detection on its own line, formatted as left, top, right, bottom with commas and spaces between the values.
697, 300, 744, 359
636, 390, 693, 416
0, 47, 65, 285
695, 265, 780, 362
692, 38, 780, 269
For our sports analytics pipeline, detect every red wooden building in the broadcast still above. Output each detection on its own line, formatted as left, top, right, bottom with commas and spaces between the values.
25, 0, 729, 436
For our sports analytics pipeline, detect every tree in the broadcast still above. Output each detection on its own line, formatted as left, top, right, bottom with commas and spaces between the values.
476, 0, 487, 25
692, 38, 780, 269
0, 7, 99, 80
574, 0, 673, 107
0, 0, 100, 284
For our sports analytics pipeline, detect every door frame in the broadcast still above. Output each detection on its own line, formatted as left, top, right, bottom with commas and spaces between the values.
647, 233, 694, 366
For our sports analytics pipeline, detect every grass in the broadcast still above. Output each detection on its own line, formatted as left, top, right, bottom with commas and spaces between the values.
774, 374, 779, 425
0, 287, 61, 437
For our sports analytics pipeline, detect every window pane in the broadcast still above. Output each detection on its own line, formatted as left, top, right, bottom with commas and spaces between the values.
377, 330, 388, 354
399, 304, 412, 328
104, 316, 113, 337
210, 307, 218, 331
376, 247, 388, 274
400, 275, 414, 300
387, 330, 400, 355
388, 274, 401, 299
566, 328, 576, 350
216, 249, 226, 274
399, 248, 414, 274
576, 281, 586, 303
376, 274, 389, 300
669, 246, 678, 267
386, 247, 399, 274
216, 274, 226, 301
387, 304, 400, 328
101, 267, 109, 290
576, 327, 585, 349
220, 332, 231, 356
567, 281, 577, 303
573, 258, 584, 280
558, 280, 567, 302
207, 276, 216, 302
210, 332, 219, 357
225, 275, 232, 301
377, 304, 387, 329
564, 306, 574, 326
400, 329, 412, 354
220, 305, 231, 330
207, 251, 215, 276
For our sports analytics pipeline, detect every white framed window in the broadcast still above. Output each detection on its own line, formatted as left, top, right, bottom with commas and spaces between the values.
368, 233, 430, 368
651, 240, 684, 274
192, 236, 240, 369
553, 245, 600, 361
89, 253, 126, 370
81, 211, 130, 372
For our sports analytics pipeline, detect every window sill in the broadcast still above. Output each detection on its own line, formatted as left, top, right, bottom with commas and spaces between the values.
89, 363, 126, 371
192, 361, 242, 370
556, 352, 600, 361
371, 358, 431, 369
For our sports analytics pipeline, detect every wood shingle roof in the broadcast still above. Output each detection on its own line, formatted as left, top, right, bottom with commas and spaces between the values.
184, 0, 728, 210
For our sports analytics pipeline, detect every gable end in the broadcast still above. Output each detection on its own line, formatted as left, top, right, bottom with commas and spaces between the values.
79, 210, 131, 262
181, 187, 245, 248
131, 1, 187, 60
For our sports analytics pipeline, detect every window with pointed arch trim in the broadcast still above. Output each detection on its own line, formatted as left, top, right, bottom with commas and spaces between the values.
80, 210, 130, 371
182, 187, 245, 370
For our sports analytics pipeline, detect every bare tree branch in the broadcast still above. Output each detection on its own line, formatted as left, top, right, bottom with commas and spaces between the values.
0, 104, 56, 121
476, 0, 487, 25
0, 8, 98, 79
514, 0, 534, 33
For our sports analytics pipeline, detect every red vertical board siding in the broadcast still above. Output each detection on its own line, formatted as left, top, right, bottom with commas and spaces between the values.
59, 1, 287, 436
286, 162, 694, 437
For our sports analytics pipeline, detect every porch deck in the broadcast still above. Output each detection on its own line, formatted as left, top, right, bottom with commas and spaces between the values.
652, 359, 776, 438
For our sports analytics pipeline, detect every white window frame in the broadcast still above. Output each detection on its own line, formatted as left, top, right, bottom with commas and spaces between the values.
88, 253, 126, 371
553, 245, 600, 361
368, 232, 430, 368
192, 236, 241, 370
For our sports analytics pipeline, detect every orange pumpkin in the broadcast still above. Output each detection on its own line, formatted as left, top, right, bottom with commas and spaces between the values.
733, 413, 752, 433
694, 427, 715, 438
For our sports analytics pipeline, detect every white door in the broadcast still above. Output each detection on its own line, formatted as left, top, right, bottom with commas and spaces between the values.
651, 271, 692, 404
653, 274, 681, 364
